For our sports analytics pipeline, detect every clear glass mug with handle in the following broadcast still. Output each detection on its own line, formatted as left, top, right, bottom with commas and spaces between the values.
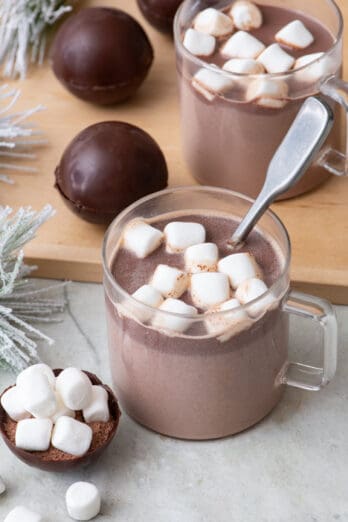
103, 187, 337, 440
174, 0, 348, 200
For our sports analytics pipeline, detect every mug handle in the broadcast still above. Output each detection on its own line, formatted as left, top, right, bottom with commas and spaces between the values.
280, 290, 338, 391
319, 76, 348, 176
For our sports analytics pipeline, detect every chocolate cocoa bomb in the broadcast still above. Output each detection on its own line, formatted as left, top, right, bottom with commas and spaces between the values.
55, 122, 168, 224
51, 7, 154, 105
137, 0, 183, 33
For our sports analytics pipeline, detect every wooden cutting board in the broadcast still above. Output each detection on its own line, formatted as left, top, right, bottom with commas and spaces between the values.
2, 0, 348, 303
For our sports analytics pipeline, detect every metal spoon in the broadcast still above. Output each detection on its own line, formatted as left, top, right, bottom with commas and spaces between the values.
229, 96, 334, 248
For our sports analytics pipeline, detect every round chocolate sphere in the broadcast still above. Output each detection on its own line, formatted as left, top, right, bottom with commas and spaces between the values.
137, 0, 182, 33
55, 122, 168, 224
51, 8, 154, 105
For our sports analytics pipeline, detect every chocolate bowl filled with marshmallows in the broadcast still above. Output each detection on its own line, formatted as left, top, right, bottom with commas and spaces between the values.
103, 187, 338, 440
174, 0, 348, 199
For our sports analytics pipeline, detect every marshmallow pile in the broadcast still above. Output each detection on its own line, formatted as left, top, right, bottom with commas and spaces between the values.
182, 1, 329, 107
123, 219, 276, 338
1, 364, 110, 457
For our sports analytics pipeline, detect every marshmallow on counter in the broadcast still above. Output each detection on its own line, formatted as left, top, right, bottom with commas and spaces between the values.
128, 284, 164, 322
66, 482, 101, 521
183, 28, 216, 57
123, 220, 164, 259
223, 58, 265, 74
52, 416, 93, 457
191, 272, 230, 310
221, 31, 265, 59
18, 372, 57, 419
218, 252, 261, 289
257, 44, 295, 74
15, 418, 53, 452
235, 277, 275, 317
185, 242, 219, 274
1, 386, 31, 422
193, 8, 234, 37
205, 298, 250, 340
246, 77, 289, 108
151, 264, 189, 299
51, 392, 75, 424
17, 363, 55, 390
164, 221, 206, 253
56, 368, 93, 411
0, 475, 5, 495
83, 385, 110, 423
152, 298, 198, 334
4, 506, 43, 522
192, 67, 235, 102
229, 1, 263, 31
275, 20, 314, 50
294, 52, 328, 82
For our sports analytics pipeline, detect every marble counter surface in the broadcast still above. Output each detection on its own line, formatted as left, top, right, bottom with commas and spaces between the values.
0, 282, 347, 522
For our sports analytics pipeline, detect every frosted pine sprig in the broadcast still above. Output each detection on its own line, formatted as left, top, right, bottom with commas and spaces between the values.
0, 0, 73, 79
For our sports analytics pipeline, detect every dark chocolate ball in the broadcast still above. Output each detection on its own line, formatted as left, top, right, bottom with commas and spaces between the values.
55, 122, 168, 224
137, 0, 182, 33
51, 7, 154, 105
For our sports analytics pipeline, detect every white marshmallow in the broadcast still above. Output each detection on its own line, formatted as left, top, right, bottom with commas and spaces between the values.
223, 58, 264, 74
194, 8, 234, 37
192, 68, 234, 101
191, 272, 230, 309
152, 298, 198, 334
128, 284, 164, 322
230, 1, 263, 31
235, 277, 275, 317
51, 392, 75, 424
123, 220, 163, 259
66, 482, 101, 521
83, 385, 110, 423
257, 44, 295, 74
151, 264, 189, 298
205, 298, 250, 340
221, 31, 265, 59
294, 52, 328, 82
0, 475, 6, 495
185, 242, 218, 273
17, 363, 55, 389
52, 416, 93, 457
4, 506, 43, 522
246, 77, 289, 108
164, 221, 206, 253
15, 418, 52, 452
183, 28, 216, 57
56, 368, 93, 411
276, 20, 314, 50
1, 386, 31, 422
17, 373, 57, 419
218, 252, 261, 289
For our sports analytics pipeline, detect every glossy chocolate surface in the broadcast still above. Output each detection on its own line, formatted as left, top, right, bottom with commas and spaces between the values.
137, 0, 182, 33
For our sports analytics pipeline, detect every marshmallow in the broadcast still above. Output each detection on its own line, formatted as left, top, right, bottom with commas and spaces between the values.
4, 507, 43, 522
1, 386, 31, 422
276, 20, 314, 50
164, 221, 206, 253
257, 44, 295, 74
18, 372, 57, 419
151, 264, 189, 298
17, 363, 55, 389
83, 385, 110, 423
15, 418, 52, 452
230, 1, 263, 31
52, 416, 93, 457
223, 58, 265, 74
123, 220, 163, 259
185, 242, 219, 273
152, 298, 198, 334
294, 52, 328, 82
218, 252, 261, 289
56, 368, 93, 410
0, 475, 5, 495
246, 77, 289, 108
192, 68, 234, 101
51, 392, 75, 424
191, 272, 230, 309
221, 31, 265, 59
66, 482, 101, 521
235, 277, 275, 317
128, 284, 164, 322
193, 8, 234, 37
183, 28, 216, 57
205, 298, 249, 340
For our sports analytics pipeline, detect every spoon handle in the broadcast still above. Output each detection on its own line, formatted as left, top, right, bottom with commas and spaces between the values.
230, 97, 334, 247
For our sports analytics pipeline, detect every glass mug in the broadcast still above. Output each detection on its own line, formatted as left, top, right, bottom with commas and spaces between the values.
174, 0, 348, 199
103, 187, 337, 440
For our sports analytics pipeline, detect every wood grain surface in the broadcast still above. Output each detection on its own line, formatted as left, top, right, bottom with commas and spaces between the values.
2, 0, 348, 303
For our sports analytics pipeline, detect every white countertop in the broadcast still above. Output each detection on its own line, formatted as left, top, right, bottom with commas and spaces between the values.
0, 281, 347, 521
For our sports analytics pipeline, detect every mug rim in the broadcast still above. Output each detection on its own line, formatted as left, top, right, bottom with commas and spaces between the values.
173, 0, 344, 80
102, 186, 291, 320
